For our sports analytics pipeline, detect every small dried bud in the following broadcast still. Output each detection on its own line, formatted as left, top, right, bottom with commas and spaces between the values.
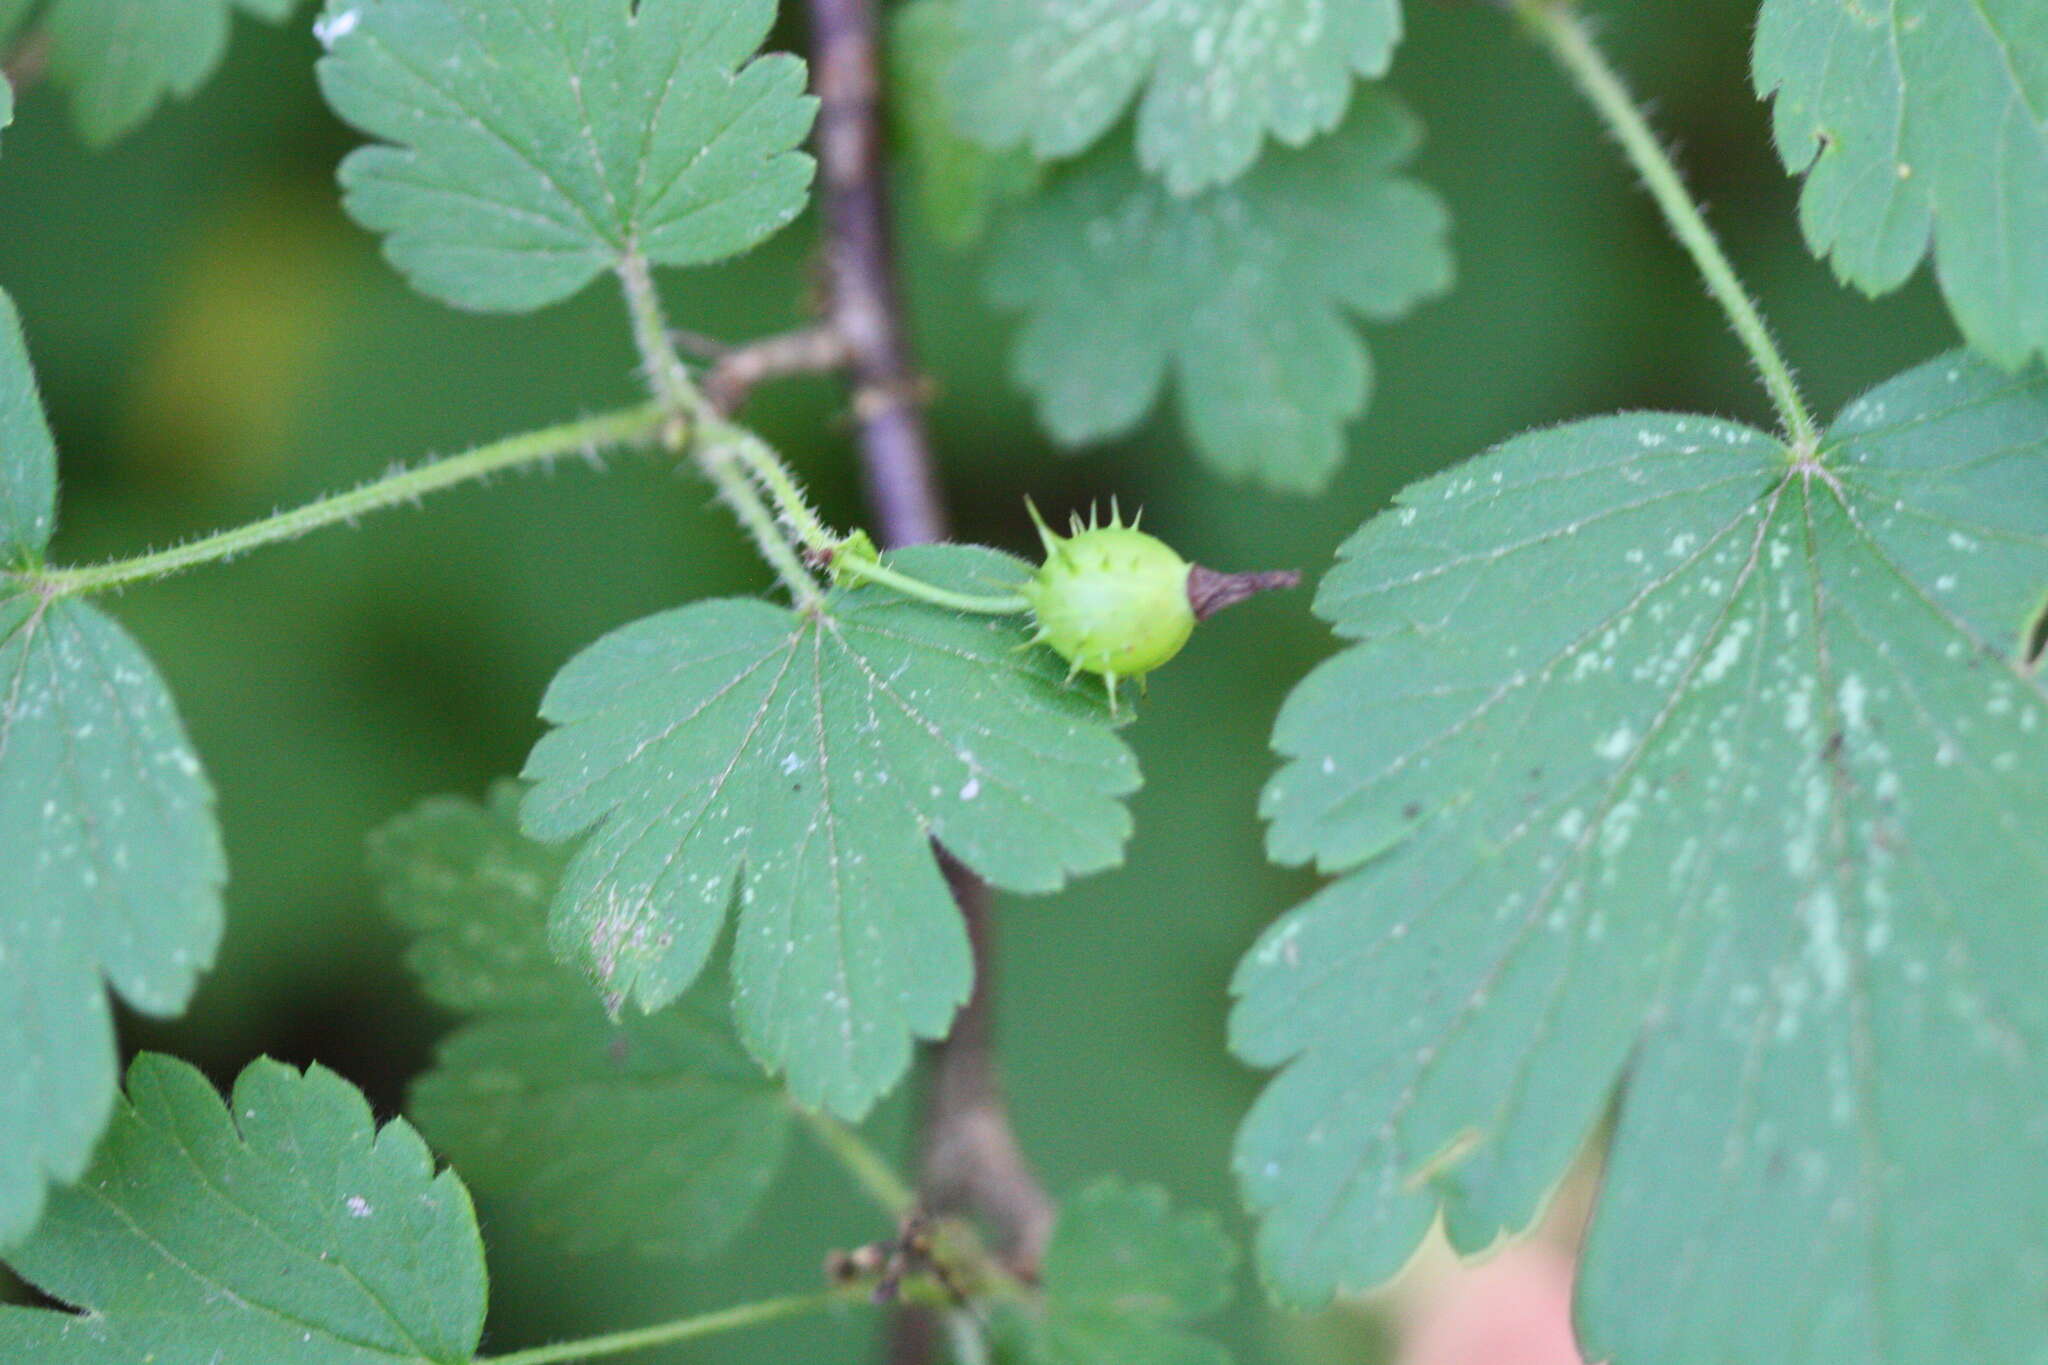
1186, 565, 1302, 621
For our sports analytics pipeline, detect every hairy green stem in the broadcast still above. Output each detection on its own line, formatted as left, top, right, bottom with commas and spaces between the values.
799, 1107, 920, 1219
711, 416, 839, 554
26, 403, 669, 598
617, 249, 826, 608
1515, 0, 1821, 451
617, 249, 705, 424
617, 253, 1040, 621
476, 1289, 854, 1365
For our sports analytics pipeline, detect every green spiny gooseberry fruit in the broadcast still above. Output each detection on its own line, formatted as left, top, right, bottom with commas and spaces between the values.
1019, 499, 1299, 714
1022, 499, 1194, 711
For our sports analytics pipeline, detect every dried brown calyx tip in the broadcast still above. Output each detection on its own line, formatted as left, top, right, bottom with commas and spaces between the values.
1186, 565, 1303, 621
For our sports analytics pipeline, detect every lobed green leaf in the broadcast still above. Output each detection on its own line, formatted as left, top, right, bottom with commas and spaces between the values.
1756, 0, 2048, 365
887, 0, 1041, 250
0, 289, 224, 1249
948, 0, 1401, 197
985, 95, 1451, 493
522, 545, 1140, 1119
372, 783, 792, 1258
315, 0, 817, 313
37, 0, 301, 147
1236, 353, 2048, 1365
0, 291, 53, 558
0, 1055, 488, 1363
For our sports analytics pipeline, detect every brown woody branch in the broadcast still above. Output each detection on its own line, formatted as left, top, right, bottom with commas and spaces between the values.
800, 1, 1056, 1357
805, 0, 951, 549
695, 324, 851, 415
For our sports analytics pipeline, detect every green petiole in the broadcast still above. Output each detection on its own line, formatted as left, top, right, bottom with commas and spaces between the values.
834, 555, 1033, 615
1513, 0, 1821, 454
19, 258, 1032, 624
26, 402, 670, 599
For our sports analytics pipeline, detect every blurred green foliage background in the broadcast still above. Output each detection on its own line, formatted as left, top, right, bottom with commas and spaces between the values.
0, 1, 1956, 1360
